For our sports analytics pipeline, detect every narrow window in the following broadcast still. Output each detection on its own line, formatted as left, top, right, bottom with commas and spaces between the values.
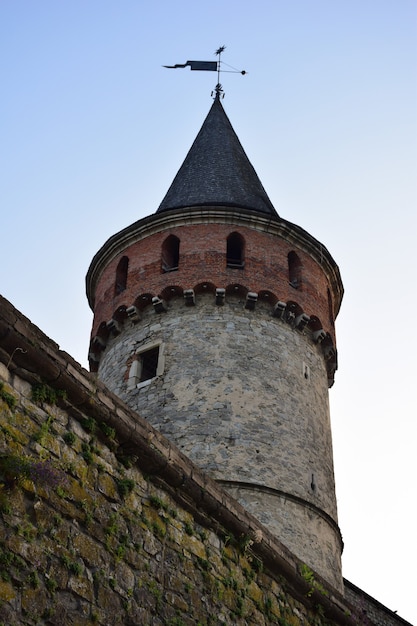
115, 256, 129, 295
140, 346, 159, 381
227, 232, 245, 269
288, 251, 302, 289
162, 235, 180, 272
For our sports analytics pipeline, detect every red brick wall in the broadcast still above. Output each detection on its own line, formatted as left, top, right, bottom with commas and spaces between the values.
90, 223, 336, 343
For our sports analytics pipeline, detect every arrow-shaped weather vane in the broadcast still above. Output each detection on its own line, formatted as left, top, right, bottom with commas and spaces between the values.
163, 46, 246, 99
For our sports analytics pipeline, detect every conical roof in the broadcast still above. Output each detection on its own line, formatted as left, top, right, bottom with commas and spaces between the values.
157, 97, 278, 217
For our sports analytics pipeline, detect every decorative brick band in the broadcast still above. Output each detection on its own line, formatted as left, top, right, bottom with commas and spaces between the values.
86, 207, 343, 317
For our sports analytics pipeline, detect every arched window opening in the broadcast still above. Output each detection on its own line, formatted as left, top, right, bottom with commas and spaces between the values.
160, 285, 183, 302
115, 256, 129, 295
162, 235, 180, 273
308, 316, 323, 332
288, 251, 302, 289
227, 232, 245, 269
195, 282, 216, 296
134, 293, 153, 312
225, 283, 248, 298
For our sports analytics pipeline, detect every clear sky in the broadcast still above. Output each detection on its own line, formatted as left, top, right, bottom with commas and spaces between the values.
1, 1, 416, 622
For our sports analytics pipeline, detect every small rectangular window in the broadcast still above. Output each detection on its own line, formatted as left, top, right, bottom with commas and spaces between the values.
127, 341, 165, 390
140, 346, 160, 382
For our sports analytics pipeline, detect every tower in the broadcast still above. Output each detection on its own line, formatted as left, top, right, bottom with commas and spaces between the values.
86, 95, 344, 591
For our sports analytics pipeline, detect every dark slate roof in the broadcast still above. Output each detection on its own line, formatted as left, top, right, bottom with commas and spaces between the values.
157, 97, 279, 217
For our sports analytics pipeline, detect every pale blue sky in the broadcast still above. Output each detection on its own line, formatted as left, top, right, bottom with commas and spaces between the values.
1, 1, 416, 622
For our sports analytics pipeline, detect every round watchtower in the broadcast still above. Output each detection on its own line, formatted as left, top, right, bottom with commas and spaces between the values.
86, 97, 344, 591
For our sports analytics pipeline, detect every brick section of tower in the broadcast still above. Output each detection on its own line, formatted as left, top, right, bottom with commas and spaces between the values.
90, 221, 338, 344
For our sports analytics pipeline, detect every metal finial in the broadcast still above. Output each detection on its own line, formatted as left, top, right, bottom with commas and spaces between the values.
212, 83, 224, 100
163, 46, 245, 99
214, 46, 226, 99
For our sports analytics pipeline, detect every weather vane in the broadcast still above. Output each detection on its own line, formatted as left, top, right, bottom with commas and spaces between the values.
163, 46, 246, 99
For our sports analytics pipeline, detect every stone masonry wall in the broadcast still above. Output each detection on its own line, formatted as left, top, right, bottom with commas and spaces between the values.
0, 295, 407, 626
97, 294, 342, 590
1, 371, 318, 626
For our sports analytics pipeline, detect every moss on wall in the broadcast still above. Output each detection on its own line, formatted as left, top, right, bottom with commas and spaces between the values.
0, 296, 403, 626
0, 374, 345, 626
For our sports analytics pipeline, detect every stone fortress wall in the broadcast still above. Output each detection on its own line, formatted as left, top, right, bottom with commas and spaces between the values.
0, 295, 408, 626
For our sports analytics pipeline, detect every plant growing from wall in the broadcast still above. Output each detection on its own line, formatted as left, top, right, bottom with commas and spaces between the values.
0, 545, 26, 582
31, 383, 66, 405
234, 594, 245, 618
0, 453, 66, 492
105, 513, 119, 539
152, 519, 166, 539
264, 596, 274, 619
81, 442, 94, 465
27, 570, 40, 588
237, 533, 253, 554
33, 414, 54, 443
115, 477, 135, 498
100, 421, 116, 439
63, 431, 76, 446
0, 382, 17, 409
61, 554, 82, 576
299, 563, 329, 599
80, 416, 97, 434
79, 498, 94, 526
45, 576, 58, 594
116, 451, 137, 468
149, 494, 168, 512
147, 580, 162, 611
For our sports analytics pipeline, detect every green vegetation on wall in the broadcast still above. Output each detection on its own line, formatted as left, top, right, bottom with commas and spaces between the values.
0, 374, 343, 626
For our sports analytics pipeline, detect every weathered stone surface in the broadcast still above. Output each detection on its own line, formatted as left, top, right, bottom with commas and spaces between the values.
0, 296, 402, 626
68, 574, 94, 602
21, 586, 49, 618
98, 295, 342, 588
96, 471, 118, 500
72, 533, 108, 569
0, 580, 16, 602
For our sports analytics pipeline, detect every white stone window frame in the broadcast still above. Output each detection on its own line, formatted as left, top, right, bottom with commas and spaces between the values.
127, 340, 165, 390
